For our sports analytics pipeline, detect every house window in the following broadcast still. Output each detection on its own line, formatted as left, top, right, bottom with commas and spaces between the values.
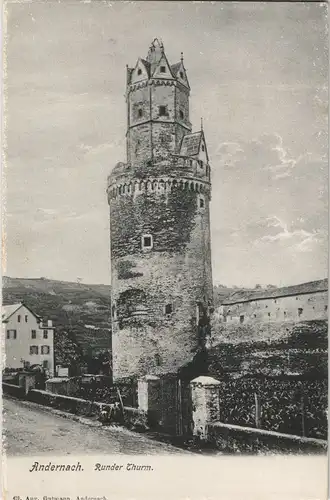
201, 144, 205, 152
298, 308, 303, 317
325, 305, 328, 312
165, 304, 173, 315
284, 311, 287, 317
160, 66, 166, 73
253, 314, 257, 318
199, 198, 205, 208
41, 346, 50, 355
159, 106, 167, 116
25, 315, 28, 322
179, 110, 184, 119
6, 329, 17, 339
155, 353, 161, 366
240, 315, 244, 324
137, 68, 142, 75
10, 329, 17, 339
31, 330, 36, 339
179, 71, 183, 78
199, 161, 204, 168
142, 234, 153, 249
43, 330, 48, 339
43, 360, 48, 369
18, 315, 21, 323
30, 346, 38, 355
138, 108, 143, 118
268, 312, 271, 317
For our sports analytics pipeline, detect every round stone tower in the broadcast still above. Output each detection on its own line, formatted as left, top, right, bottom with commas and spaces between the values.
107, 39, 213, 381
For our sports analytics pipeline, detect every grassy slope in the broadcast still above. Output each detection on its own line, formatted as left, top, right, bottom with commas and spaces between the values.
2, 277, 111, 354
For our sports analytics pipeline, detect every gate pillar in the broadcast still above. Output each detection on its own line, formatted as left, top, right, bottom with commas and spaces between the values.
137, 375, 161, 427
190, 375, 221, 441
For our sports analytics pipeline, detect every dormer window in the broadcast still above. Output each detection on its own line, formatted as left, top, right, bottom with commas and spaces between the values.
179, 110, 184, 119
137, 68, 142, 75
160, 66, 166, 73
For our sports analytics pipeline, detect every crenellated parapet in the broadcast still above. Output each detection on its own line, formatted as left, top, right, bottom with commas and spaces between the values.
109, 155, 210, 183
107, 175, 211, 201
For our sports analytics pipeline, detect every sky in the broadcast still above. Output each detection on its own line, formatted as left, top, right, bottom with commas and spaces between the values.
3, 1, 328, 287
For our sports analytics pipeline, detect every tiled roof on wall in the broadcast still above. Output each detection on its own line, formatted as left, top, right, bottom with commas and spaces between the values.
223, 279, 328, 305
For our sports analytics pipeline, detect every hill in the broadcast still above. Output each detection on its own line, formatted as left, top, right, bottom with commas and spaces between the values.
1, 276, 254, 355
2, 276, 111, 355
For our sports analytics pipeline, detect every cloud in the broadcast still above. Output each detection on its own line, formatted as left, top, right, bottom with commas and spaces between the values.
214, 133, 326, 182
255, 215, 326, 253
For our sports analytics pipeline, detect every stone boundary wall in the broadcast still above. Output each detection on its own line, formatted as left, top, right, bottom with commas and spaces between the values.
2, 382, 25, 398
2, 384, 147, 428
207, 422, 327, 454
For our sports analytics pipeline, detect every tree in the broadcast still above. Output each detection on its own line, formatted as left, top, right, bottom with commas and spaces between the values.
54, 328, 83, 374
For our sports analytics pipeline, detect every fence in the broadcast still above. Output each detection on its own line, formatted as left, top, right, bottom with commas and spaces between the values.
3, 383, 146, 429
216, 377, 327, 439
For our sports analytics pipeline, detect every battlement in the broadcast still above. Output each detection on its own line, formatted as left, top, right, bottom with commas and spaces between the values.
108, 155, 210, 185
107, 175, 211, 201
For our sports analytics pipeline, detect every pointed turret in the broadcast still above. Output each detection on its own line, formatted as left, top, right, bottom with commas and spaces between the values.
146, 38, 165, 75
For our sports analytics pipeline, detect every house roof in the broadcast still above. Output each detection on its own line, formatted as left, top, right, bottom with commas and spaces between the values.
222, 279, 328, 306
180, 131, 203, 157
2, 303, 23, 321
2, 302, 42, 322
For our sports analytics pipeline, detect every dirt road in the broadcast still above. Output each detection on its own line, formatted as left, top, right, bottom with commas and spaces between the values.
3, 397, 190, 456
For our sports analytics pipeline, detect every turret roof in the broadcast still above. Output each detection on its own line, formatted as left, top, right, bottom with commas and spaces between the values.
170, 62, 181, 75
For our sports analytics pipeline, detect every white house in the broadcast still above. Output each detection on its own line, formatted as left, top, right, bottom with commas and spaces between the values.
2, 303, 54, 376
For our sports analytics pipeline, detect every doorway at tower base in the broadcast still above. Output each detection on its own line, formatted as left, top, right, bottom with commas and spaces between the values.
135, 349, 210, 437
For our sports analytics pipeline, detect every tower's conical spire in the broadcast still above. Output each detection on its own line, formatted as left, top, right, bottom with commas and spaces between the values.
146, 38, 165, 74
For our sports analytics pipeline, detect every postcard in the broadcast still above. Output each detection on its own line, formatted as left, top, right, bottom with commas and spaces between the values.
1, 1, 328, 499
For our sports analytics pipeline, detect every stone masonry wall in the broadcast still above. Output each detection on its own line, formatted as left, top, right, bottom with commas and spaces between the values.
221, 291, 328, 325
109, 175, 212, 380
